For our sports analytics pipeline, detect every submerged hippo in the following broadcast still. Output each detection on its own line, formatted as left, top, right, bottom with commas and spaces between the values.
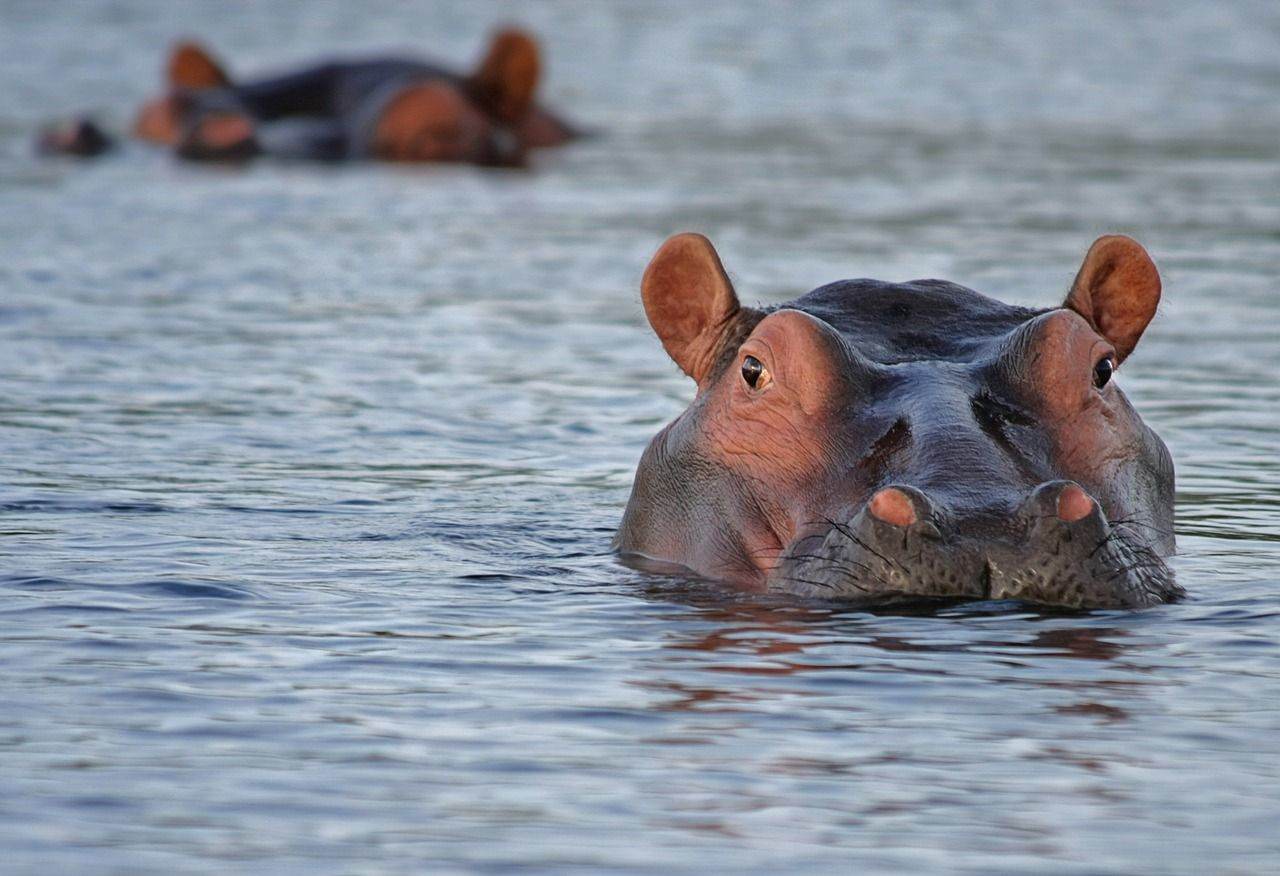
616, 233, 1179, 609
40, 28, 578, 166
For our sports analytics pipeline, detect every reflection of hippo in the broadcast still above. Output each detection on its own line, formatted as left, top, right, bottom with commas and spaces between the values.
616, 234, 1180, 609
40, 28, 578, 166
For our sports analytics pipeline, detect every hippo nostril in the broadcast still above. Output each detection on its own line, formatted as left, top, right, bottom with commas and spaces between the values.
916, 520, 943, 540
868, 487, 918, 527
1056, 483, 1096, 522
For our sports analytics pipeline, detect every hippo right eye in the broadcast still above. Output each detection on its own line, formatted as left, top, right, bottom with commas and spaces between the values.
1093, 355, 1115, 389
741, 355, 770, 390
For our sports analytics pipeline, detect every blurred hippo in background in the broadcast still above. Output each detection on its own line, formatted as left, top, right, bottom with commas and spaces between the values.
38, 28, 579, 166
617, 233, 1180, 609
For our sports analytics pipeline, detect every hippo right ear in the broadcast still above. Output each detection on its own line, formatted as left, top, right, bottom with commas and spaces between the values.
1064, 235, 1161, 364
167, 41, 232, 89
642, 233, 745, 383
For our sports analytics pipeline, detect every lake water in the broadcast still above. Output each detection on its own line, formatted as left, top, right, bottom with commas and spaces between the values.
2, 1, 1279, 872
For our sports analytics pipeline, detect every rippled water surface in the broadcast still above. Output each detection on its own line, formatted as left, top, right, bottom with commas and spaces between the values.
3, 1, 1280, 872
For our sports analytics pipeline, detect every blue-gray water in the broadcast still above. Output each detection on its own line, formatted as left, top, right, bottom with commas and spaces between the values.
2, 1, 1279, 872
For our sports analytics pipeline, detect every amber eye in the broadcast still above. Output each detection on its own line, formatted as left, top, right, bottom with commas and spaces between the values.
741, 355, 768, 389
1093, 356, 1114, 389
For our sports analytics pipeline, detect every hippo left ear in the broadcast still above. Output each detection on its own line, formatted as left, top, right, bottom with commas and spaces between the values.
1064, 235, 1161, 364
642, 233, 746, 384
468, 29, 541, 124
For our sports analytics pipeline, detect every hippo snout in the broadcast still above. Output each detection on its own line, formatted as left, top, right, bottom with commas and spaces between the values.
774, 481, 1181, 609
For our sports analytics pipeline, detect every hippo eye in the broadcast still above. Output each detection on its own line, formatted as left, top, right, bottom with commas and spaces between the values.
1093, 356, 1114, 389
741, 355, 770, 390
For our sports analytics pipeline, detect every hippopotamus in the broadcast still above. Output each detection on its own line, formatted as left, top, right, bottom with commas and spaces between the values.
39, 28, 578, 166
616, 233, 1180, 609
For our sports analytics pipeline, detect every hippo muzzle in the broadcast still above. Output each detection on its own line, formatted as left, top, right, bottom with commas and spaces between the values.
774, 481, 1178, 608
617, 233, 1180, 611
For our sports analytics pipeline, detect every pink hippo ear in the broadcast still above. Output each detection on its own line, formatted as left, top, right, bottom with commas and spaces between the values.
1064, 235, 1161, 364
468, 29, 541, 124
167, 41, 232, 90
642, 233, 745, 384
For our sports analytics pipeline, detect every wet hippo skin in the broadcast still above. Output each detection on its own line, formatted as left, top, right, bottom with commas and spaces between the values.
616, 233, 1180, 609
45, 29, 578, 165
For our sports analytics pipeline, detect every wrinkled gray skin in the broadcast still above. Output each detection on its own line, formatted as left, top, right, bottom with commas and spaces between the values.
617, 235, 1179, 609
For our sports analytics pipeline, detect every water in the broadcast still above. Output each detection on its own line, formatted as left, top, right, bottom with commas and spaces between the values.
2, 1, 1279, 872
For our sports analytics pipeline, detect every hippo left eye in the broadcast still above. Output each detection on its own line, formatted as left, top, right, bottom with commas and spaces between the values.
1093, 356, 1114, 389
741, 355, 771, 390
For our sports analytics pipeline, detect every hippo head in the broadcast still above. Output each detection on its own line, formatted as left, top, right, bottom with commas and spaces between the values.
616, 234, 1179, 609
134, 41, 234, 147
370, 82, 525, 167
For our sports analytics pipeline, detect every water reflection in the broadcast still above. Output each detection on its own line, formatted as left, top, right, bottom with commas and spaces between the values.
615, 588, 1188, 858
633, 586, 1152, 733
